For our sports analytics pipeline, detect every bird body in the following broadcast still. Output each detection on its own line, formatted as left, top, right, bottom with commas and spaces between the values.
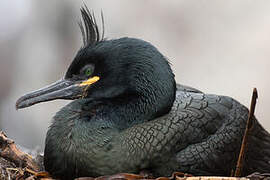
43, 84, 270, 179
16, 6, 270, 179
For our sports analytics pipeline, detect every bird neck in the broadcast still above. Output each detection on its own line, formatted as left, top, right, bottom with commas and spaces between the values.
83, 98, 152, 129
82, 92, 172, 130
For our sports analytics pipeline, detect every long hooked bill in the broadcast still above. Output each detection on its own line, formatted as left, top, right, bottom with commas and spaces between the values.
16, 76, 100, 109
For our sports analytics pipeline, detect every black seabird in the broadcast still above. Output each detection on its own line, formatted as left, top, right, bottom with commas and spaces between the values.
16, 6, 270, 180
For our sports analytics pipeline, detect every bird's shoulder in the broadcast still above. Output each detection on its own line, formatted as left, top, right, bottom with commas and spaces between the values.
157, 84, 248, 138
176, 84, 203, 93
174, 84, 235, 116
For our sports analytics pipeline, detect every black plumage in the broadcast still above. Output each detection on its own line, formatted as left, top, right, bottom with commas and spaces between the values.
16, 6, 270, 180
78, 5, 104, 47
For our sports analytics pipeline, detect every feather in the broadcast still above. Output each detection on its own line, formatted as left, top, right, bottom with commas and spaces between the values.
79, 4, 104, 47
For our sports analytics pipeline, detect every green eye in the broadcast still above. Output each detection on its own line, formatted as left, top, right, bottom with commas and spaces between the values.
81, 64, 95, 77
85, 68, 92, 76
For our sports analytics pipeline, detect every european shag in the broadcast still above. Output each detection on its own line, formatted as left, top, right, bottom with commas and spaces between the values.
16, 6, 270, 180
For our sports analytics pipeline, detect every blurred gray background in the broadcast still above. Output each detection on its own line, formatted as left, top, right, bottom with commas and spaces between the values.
0, 0, 269, 150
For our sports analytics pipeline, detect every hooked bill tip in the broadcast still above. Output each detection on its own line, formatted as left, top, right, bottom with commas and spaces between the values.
15, 95, 39, 110
15, 95, 34, 110
15, 97, 25, 110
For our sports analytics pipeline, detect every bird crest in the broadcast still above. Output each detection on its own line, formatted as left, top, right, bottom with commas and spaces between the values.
79, 5, 104, 47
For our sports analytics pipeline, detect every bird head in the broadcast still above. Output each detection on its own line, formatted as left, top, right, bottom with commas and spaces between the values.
16, 6, 176, 116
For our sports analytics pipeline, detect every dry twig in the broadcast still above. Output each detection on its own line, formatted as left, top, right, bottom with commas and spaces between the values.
234, 88, 258, 177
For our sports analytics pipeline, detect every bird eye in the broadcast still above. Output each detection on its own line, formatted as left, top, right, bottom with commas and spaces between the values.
85, 68, 92, 76
80, 64, 95, 77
